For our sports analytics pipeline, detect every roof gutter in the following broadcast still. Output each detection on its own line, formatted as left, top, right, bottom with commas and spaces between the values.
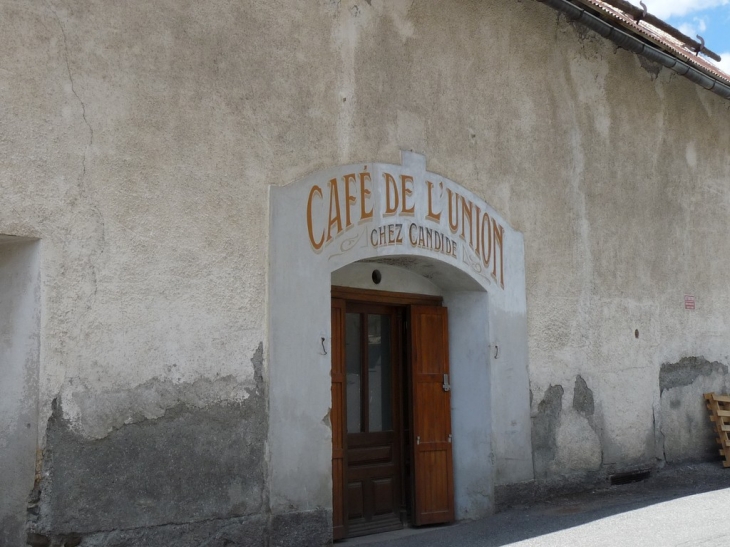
537, 0, 730, 100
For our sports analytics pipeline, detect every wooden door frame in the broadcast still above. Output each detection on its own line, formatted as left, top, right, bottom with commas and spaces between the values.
331, 286, 447, 538
331, 286, 443, 307
331, 299, 348, 540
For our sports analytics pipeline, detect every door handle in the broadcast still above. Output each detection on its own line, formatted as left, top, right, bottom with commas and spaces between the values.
442, 373, 451, 392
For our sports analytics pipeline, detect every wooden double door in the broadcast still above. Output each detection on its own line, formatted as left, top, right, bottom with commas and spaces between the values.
331, 287, 455, 540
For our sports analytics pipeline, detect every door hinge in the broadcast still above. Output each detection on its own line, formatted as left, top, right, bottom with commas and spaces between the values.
448, 434, 452, 443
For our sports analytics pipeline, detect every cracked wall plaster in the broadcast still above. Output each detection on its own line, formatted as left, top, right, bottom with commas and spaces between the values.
550, 375, 602, 474
660, 357, 728, 393
572, 375, 595, 418
532, 385, 564, 478
28, 345, 268, 540
57, 342, 265, 444
533, 378, 602, 479
26, 510, 332, 547
554, 410, 602, 473
638, 55, 663, 80
30, 396, 267, 536
660, 357, 730, 463
59, 374, 254, 439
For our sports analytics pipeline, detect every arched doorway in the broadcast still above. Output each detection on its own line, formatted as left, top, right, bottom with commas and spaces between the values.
330, 259, 489, 538
268, 151, 532, 541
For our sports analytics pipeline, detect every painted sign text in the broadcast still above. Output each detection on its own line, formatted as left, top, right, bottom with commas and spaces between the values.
306, 167, 505, 288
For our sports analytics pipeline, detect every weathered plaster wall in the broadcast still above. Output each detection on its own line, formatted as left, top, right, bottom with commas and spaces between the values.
27, 347, 267, 540
2, 0, 279, 542
305, 0, 730, 485
2, 0, 730, 543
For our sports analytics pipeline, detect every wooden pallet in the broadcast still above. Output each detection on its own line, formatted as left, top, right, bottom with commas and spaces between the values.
705, 392, 730, 468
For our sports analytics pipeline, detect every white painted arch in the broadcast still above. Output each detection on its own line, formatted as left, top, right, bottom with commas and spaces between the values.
267, 152, 532, 524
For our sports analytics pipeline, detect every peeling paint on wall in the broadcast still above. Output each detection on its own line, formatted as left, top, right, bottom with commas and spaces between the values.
638, 56, 663, 80
27, 345, 271, 545
552, 376, 602, 474
660, 357, 728, 393
532, 385, 564, 478
572, 375, 594, 418
659, 357, 730, 463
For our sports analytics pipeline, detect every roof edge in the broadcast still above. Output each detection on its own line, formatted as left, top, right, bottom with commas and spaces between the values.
537, 0, 730, 101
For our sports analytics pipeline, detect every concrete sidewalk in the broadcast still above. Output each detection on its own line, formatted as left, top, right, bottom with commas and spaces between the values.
340, 463, 730, 547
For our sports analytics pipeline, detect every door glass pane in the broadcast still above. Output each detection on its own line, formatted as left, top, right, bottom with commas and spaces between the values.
345, 313, 362, 433
368, 314, 392, 432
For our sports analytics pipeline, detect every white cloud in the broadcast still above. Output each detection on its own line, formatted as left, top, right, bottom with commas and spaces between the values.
678, 17, 707, 38
678, 22, 698, 35
645, 0, 730, 19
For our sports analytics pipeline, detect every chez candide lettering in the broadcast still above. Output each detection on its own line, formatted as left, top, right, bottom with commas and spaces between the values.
306, 168, 505, 288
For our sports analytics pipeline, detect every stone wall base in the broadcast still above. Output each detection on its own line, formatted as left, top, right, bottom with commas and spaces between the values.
26, 510, 332, 547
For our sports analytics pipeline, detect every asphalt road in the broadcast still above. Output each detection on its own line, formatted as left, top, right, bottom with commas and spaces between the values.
342, 463, 730, 547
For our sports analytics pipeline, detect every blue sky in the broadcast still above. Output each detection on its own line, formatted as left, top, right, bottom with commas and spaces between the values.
647, 0, 730, 73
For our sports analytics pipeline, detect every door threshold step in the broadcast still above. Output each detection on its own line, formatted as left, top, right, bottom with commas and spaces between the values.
338, 522, 455, 545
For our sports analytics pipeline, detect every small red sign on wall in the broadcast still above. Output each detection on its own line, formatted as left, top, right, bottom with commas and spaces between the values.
684, 295, 696, 310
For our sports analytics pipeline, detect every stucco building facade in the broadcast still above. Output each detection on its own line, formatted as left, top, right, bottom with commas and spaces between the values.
2, 0, 730, 545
